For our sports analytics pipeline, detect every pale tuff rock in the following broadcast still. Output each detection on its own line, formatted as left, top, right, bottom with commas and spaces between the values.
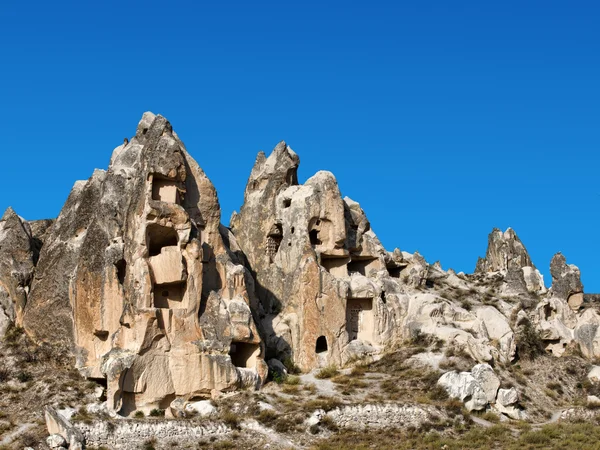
471, 363, 500, 403
587, 366, 600, 383
531, 253, 600, 358
3, 112, 599, 443
231, 143, 392, 369
549, 252, 584, 310
437, 370, 488, 411
438, 365, 525, 418
475, 228, 545, 295
0, 208, 36, 335
496, 387, 519, 406
27, 113, 267, 416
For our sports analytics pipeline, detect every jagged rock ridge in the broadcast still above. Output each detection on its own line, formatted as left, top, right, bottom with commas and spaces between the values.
0, 112, 598, 422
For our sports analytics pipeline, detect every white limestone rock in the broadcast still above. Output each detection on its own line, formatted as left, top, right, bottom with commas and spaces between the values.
437, 371, 488, 411
471, 364, 500, 403
587, 366, 600, 383
496, 388, 519, 406
46, 434, 67, 449
185, 400, 216, 417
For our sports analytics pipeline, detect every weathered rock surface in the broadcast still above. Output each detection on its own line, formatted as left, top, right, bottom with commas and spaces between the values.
2, 112, 599, 446
25, 113, 267, 415
475, 228, 545, 295
0, 208, 37, 335
549, 252, 584, 310
437, 370, 488, 411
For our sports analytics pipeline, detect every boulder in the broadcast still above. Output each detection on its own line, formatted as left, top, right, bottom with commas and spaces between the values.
587, 366, 600, 383
471, 364, 500, 403
437, 371, 488, 411
496, 388, 519, 406
587, 395, 600, 406
495, 402, 528, 420
46, 434, 67, 449
185, 400, 217, 417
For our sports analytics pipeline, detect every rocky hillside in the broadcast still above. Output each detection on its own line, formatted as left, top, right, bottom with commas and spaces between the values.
1, 113, 599, 450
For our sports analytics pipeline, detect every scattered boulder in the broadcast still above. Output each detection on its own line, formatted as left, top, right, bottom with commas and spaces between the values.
437, 371, 488, 411
46, 434, 67, 449
185, 400, 217, 417
471, 363, 500, 403
587, 366, 600, 383
496, 387, 519, 407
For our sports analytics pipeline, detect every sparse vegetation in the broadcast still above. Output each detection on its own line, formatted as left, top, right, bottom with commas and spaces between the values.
515, 320, 545, 361
315, 365, 339, 379
149, 408, 165, 417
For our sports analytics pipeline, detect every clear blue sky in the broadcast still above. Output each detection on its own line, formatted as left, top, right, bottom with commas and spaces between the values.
1, 1, 598, 291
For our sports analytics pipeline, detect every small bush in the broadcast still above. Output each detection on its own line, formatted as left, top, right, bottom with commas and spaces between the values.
220, 411, 240, 429
0, 368, 11, 383
444, 398, 464, 417
149, 408, 165, 417
315, 365, 338, 379
16, 371, 32, 383
283, 357, 301, 375
134, 411, 145, 418
284, 375, 300, 385
516, 320, 545, 361
257, 409, 277, 426
428, 385, 449, 401
320, 415, 339, 431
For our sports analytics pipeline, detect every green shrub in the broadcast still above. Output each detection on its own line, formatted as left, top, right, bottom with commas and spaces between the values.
149, 408, 165, 417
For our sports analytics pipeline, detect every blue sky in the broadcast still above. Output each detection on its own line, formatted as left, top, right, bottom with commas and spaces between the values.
0, 1, 598, 290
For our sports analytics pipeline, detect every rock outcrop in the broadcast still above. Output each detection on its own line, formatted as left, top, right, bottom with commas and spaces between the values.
23, 113, 267, 415
2, 111, 599, 432
549, 252, 584, 310
0, 208, 37, 335
230, 144, 392, 369
475, 228, 545, 295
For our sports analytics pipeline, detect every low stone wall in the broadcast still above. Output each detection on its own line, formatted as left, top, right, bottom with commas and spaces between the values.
75, 419, 230, 448
326, 403, 431, 428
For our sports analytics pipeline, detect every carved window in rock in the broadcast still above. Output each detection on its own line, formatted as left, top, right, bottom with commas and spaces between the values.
266, 223, 283, 263
347, 257, 378, 277
315, 336, 328, 354
309, 219, 322, 247
153, 281, 186, 309
387, 266, 403, 278
346, 298, 374, 343
229, 342, 260, 368
152, 176, 180, 204
320, 255, 349, 278
147, 224, 178, 257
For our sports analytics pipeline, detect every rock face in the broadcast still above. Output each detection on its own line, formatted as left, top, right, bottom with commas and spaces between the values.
0, 208, 38, 335
475, 228, 545, 295
230, 144, 392, 369
23, 113, 267, 415
3, 111, 599, 427
549, 253, 584, 310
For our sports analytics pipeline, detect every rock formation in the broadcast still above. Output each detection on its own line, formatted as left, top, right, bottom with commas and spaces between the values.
230, 144, 392, 369
22, 113, 267, 415
475, 228, 545, 295
1, 111, 598, 427
0, 208, 36, 335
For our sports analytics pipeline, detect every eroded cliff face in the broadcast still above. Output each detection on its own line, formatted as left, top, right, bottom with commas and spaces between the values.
22, 113, 267, 415
1, 112, 599, 421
